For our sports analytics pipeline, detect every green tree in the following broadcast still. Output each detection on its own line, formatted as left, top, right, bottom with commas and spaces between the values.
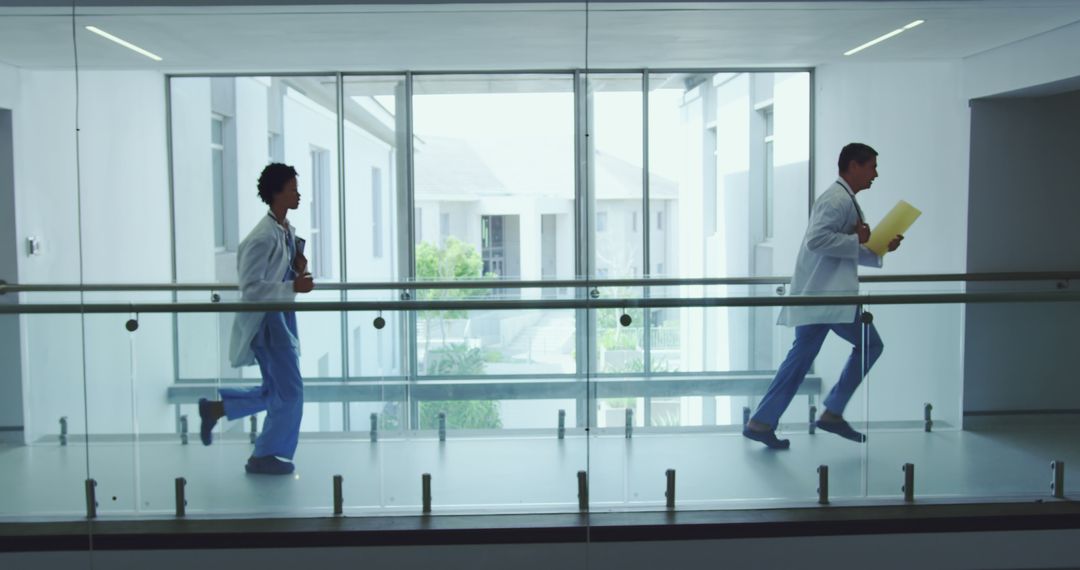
412, 238, 502, 429
415, 237, 491, 355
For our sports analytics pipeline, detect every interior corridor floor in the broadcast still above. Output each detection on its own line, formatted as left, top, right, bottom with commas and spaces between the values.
1, 417, 1076, 521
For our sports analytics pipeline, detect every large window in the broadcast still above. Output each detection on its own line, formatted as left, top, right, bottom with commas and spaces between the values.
168, 70, 811, 434
371, 166, 383, 258
309, 146, 332, 278
211, 114, 227, 250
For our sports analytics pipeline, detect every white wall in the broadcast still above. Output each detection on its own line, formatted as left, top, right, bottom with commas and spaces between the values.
964, 90, 1080, 413
12, 70, 176, 440
964, 20, 1080, 100
13, 69, 85, 443
807, 61, 969, 426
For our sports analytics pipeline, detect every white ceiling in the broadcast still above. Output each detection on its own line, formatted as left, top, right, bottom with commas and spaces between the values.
0, 1, 1078, 72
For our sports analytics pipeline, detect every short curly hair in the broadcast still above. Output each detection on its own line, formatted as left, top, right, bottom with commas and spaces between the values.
257, 163, 298, 205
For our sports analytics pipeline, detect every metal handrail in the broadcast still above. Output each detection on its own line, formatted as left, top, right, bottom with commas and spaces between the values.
1, 290, 1077, 315
1, 271, 1076, 294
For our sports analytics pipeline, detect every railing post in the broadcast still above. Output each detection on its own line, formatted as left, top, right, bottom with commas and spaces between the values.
249, 415, 258, 443
902, 463, 915, 503
665, 469, 676, 510
558, 409, 566, 440
625, 408, 633, 439
577, 470, 589, 512
422, 473, 432, 514
742, 406, 750, 428
179, 415, 189, 445
438, 412, 446, 442
85, 479, 98, 519
817, 465, 829, 505
175, 477, 187, 517
1052, 460, 1065, 499
59, 416, 68, 446
370, 413, 378, 443
333, 475, 344, 515
809, 405, 817, 434
924, 403, 933, 432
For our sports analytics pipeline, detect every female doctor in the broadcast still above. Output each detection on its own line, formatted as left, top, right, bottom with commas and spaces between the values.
743, 143, 903, 450
198, 163, 315, 475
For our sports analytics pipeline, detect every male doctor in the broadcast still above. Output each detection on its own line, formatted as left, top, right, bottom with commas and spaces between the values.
198, 163, 315, 474
743, 143, 902, 450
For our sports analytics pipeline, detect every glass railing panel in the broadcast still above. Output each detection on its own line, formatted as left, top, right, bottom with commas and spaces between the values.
0, 308, 91, 520
865, 295, 1080, 501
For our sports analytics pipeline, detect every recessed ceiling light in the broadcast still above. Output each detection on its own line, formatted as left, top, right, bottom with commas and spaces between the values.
84, 26, 163, 62
844, 20, 925, 57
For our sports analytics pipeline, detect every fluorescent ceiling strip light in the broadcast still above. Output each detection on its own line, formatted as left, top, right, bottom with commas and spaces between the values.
844, 20, 925, 56
85, 26, 163, 62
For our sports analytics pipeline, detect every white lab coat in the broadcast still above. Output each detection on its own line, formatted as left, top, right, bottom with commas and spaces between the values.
778, 179, 883, 327
229, 212, 300, 367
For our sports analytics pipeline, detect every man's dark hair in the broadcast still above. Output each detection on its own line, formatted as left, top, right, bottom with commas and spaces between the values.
257, 163, 298, 205
837, 143, 878, 173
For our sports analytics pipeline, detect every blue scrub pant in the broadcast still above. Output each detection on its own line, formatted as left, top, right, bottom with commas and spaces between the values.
220, 316, 303, 460
751, 319, 883, 429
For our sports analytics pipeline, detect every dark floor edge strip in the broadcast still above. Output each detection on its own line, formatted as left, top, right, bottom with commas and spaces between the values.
4, 511, 1080, 552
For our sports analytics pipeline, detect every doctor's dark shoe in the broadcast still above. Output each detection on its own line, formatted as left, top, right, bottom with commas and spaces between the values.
198, 398, 218, 446
816, 418, 867, 443
245, 456, 296, 475
742, 427, 791, 450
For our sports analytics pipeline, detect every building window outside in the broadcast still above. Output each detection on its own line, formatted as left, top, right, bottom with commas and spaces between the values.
632, 211, 638, 232
211, 114, 227, 250
310, 147, 332, 278
440, 212, 450, 244
763, 105, 775, 239
372, 167, 383, 258
596, 211, 608, 232
481, 215, 505, 277
268, 132, 284, 163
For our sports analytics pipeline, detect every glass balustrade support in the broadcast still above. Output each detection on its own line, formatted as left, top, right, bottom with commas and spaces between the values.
809, 405, 817, 434
249, 416, 258, 444
85, 479, 98, 519
175, 478, 187, 518
422, 474, 432, 514
558, 409, 566, 440
333, 475, 344, 516
59, 416, 67, 446
924, 403, 934, 432
817, 466, 829, 506
903, 464, 915, 503
577, 471, 588, 512
625, 409, 633, 439
179, 415, 188, 445
665, 469, 676, 510
438, 413, 446, 442
1052, 461, 1066, 499
370, 413, 378, 443
742, 406, 750, 428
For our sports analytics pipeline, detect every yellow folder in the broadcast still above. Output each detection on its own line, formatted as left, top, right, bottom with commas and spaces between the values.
866, 200, 921, 256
